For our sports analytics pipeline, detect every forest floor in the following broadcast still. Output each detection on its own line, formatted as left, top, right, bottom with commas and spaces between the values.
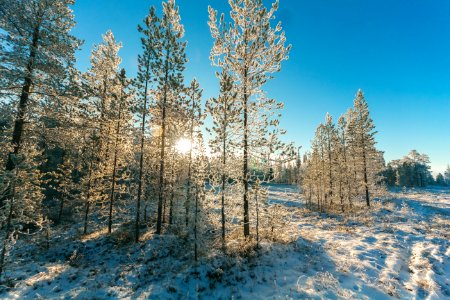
0, 186, 449, 299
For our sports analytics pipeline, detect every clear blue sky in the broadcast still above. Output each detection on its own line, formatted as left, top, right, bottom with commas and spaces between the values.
72, 0, 450, 174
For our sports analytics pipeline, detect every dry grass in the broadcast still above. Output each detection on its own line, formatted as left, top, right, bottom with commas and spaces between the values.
80, 228, 108, 242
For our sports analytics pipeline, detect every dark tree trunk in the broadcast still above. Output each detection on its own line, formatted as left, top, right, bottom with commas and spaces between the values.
135, 60, 151, 242
0, 171, 17, 278
58, 196, 64, 224
169, 161, 175, 225
362, 138, 370, 207
185, 153, 192, 228
221, 173, 226, 249
327, 132, 333, 204
156, 108, 166, 234
1, 25, 40, 210
108, 93, 123, 234
156, 56, 170, 235
5, 25, 40, 172
163, 188, 167, 224
194, 187, 199, 262
221, 125, 227, 249
185, 87, 196, 228
243, 68, 250, 238
255, 185, 260, 247
363, 151, 370, 207
83, 159, 94, 235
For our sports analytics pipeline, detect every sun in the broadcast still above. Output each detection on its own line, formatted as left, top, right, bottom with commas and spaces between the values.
175, 138, 192, 154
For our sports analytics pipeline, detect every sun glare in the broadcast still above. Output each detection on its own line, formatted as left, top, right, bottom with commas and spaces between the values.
176, 138, 192, 154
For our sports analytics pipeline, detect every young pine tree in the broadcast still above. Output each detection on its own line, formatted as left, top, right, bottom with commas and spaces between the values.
348, 90, 383, 207
134, 6, 160, 242
206, 71, 240, 250
183, 79, 203, 229
208, 0, 291, 237
81, 30, 123, 234
107, 69, 133, 234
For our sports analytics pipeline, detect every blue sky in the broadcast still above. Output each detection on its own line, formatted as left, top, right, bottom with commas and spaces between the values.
72, 0, 450, 173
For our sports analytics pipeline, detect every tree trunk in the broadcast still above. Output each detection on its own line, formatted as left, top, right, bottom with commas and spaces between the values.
243, 67, 250, 237
163, 188, 167, 224
83, 155, 94, 235
327, 133, 333, 204
0, 170, 17, 278
362, 144, 370, 207
339, 179, 344, 212
135, 60, 151, 242
255, 185, 260, 248
194, 187, 199, 262
1, 24, 40, 209
156, 56, 170, 235
58, 196, 64, 224
169, 158, 175, 225
221, 129, 227, 250
5, 24, 40, 172
108, 94, 123, 234
185, 87, 196, 228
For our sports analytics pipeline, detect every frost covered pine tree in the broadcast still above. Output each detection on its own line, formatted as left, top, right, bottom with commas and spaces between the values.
81, 30, 122, 235
50, 158, 77, 224
107, 69, 133, 234
302, 92, 384, 212
0, 142, 45, 277
208, 0, 291, 238
206, 71, 240, 249
336, 115, 352, 210
0, 0, 80, 277
151, 0, 187, 235
85, 29, 122, 172
347, 90, 384, 207
191, 134, 208, 262
0, 0, 81, 207
134, 6, 160, 242
184, 79, 203, 229
323, 113, 337, 207
135, 0, 187, 236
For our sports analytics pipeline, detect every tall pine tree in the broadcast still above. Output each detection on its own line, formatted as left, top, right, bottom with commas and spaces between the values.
208, 0, 290, 237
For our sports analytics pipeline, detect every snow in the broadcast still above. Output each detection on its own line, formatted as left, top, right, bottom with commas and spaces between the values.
1, 186, 449, 299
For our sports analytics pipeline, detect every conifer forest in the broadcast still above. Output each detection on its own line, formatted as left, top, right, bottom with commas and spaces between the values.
0, 0, 449, 299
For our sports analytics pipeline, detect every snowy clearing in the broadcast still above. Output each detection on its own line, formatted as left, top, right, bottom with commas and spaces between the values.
1, 186, 449, 300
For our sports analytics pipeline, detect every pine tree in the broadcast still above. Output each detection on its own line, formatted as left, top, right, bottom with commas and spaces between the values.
323, 113, 337, 207
0, 0, 81, 208
134, 6, 160, 242
302, 92, 385, 213
435, 173, 446, 186
51, 158, 76, 223
336, 115, 352, 210
206, 71, 240, 249
107, 69, 132, 234
81, 30, 123, 235
387, 150, 434, 187
192, 135, 207, 262
0, 142, 45, 277
445, 165, 450, 186
152, 0, 187, 235
208, 0, 291, 237
184, 79, 203, 228
348, 90, 382, 207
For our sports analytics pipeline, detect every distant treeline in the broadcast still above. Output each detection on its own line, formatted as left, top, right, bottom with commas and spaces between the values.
383, 150, 450, 187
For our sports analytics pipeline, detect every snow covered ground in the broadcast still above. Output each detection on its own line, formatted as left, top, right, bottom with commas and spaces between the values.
1, 186, 449, 299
